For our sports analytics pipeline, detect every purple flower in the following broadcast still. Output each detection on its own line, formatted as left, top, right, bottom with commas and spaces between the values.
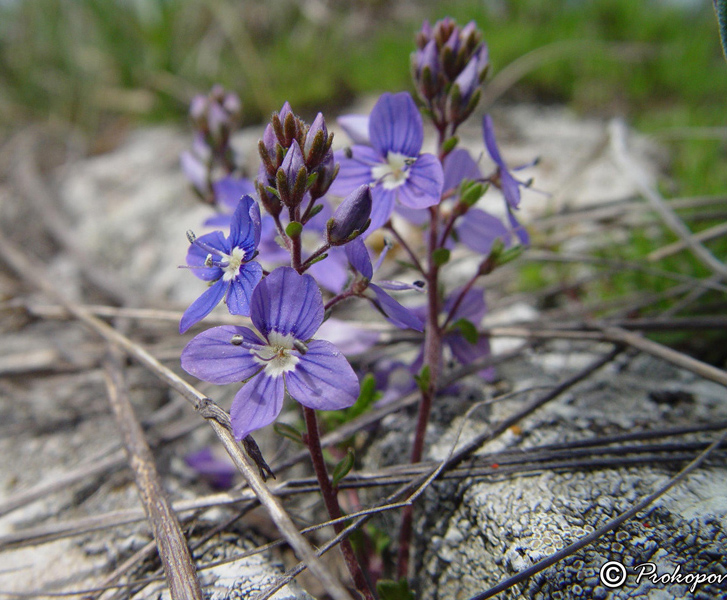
180, 195, 263, 333
203, 176, 257, 229
185, 447, 237, 489
442, 148, 510, 255
327, 184, 372, 245
181, 267, 359, 440
331, 92, 444, 233
482, 114, 532, 245
345, 238, 424, 331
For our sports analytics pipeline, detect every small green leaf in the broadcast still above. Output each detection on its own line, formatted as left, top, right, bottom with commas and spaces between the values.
432, 248, 450, 267
460, 180, 487, 207
441, 135, 459, 154
452, 318, 478, 345
273, 422, 304, 444
414, 365, 431, 393
306, 171, 319, 189
306, 252, 328, 266
497, 244, 525, 266
331, 447, 355, 488
307, 202, 324, 219
377, 578, 415, 600
285, 221, 303, 237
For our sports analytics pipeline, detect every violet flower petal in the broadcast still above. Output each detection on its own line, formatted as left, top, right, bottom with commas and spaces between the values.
369, 92, 423, 158
229, 195, 261, 252
370, 283, 424, 331
308, 246, 349, 293
395, 153, 444, 209
344, 238, 373, 280
251, 267, 323, 341
456, 208, 510, 255
329, 146, 379, 197
181, 326, 263, 383
226, 262, 263, 316
213, 177, 256, 213
179, 279, 228, 333
368, 186, 396, 233
443, 148, 482, 193
444, 287, 487, 323
507, 209, 530, 246
230, 371, 285, 440
337, 114, 370, 145
447, 332, 491, 367
186, 230, 227, 281
285, 340, 359, 410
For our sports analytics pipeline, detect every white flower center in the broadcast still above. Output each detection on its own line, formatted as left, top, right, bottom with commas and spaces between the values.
222, 247, 246, 281
254, 330, 300, 377
371, 152, 411, 190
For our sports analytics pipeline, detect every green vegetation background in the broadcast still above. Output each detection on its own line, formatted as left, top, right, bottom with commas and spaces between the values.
1, 0, 725, 361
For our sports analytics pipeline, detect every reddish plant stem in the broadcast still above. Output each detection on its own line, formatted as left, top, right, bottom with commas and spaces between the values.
324, 289, 357, 311
303, 407, 375, 600
397, 204, 443, 579
300, 242, 331, 272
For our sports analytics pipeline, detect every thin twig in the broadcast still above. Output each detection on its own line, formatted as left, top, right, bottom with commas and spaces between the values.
0, 234, 354, 600
103, 349, 203, 600
609, 119, 727, 280
467, 427, 727, 600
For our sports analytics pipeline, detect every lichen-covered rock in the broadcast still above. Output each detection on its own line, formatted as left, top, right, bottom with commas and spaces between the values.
415, 346, 727, 599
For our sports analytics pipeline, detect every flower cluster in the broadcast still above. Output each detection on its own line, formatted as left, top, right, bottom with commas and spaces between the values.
176, 15, 538, 593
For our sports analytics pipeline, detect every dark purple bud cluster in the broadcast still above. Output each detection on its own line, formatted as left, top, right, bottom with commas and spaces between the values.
412, 18, 489, 130
256, 103, 338, 215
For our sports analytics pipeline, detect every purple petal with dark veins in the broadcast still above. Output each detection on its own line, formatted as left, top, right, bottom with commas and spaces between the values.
181, 325, 263, 383
251, 267, 323, 341
368, 186, 396, 233
308, 246, 349, 293
226, 261, 263, 316
443, 148, 482, 194
179, 279, 229, 333
328, 146, 379, 197
396, 154, 444, 209
456, 208, 510, 255
230, 372, 285, 440
482, 114, 506, 168
370, 284, 424, 331
369, 92, 423, 158
345, 238, 373, 280
285, 340, 359, 410
229, 195, 261, 254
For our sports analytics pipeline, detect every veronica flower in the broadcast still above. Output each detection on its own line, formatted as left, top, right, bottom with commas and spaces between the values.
482, 114, 533, 245
181, 267, 359, 440
180, 195, 263, 333
331, 92, 444, 233
203, 176, 256, 229
345, 238, 424, 331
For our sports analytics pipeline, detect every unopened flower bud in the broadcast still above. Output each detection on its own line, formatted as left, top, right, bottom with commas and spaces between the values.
304, 112, 331, 168
446, 58, 481, 125
276, 140, 307, 207
308, 151, 338, 200
413, 39, 442, 102
327, 185, 372, 245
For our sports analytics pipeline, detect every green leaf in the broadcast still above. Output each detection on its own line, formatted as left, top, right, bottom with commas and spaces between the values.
320, 373, 381, 429
273, 422, 304, 444
452, 318, 478, 345
460, 180, 487, 207
306, 252, 328, 266
377, 578, 415, 600
497, 244, 525, 266
432, 248, 450, 267
331, 448, 355, 488
441, 135, 459, 154
414, 364, 430, 393
307, 202, 324, 219
285, 221, 303, 237
715, 0, 727, 60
